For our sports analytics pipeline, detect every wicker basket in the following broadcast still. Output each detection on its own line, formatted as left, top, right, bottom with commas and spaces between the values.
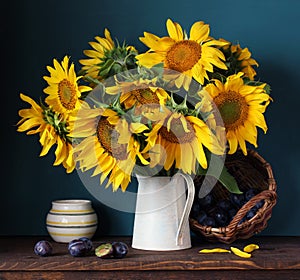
189, 149, 277, 244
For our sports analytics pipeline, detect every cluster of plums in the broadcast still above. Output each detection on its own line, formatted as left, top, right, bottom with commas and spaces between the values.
191, 188, 264, 227
34, 237, 128, 259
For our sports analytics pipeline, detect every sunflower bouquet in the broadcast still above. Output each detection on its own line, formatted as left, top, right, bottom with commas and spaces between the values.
17, 19, 271, 193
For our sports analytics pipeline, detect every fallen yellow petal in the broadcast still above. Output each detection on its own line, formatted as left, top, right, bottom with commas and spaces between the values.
199, 248, 231, 253
243, 244, 260, 253
230, 247, 252, 258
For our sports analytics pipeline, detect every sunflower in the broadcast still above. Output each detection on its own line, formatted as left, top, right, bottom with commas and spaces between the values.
142, 107, 224, 174
218, 39, 259, 80
17, 94, 75, 173
106, 79, 170, 111
79, 28, 138, 81
233, 45, 258, 80
204, 73, 271, 155
72, 107, 148, 191
136, 19, 228, 88
43, 56, 91, 115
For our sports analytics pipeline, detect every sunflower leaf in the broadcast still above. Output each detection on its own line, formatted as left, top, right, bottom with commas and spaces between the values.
196, 155, 242, 198
217, 167, 242, 194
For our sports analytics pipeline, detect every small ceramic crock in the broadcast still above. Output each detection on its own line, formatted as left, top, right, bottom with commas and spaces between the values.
46, 199, 98, 243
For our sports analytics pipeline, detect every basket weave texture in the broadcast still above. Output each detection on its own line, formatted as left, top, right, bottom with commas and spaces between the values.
189, 149, 277, 244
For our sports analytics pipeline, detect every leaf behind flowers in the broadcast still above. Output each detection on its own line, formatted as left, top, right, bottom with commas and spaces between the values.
196, 154, 242, 198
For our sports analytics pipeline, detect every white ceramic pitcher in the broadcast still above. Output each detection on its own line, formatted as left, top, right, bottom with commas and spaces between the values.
132, 173, 195, 251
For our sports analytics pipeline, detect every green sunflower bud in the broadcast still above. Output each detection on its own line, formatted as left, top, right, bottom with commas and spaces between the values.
98, 44, 138, 79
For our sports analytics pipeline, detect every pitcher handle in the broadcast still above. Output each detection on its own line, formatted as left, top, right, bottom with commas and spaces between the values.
174, 173, 195, 246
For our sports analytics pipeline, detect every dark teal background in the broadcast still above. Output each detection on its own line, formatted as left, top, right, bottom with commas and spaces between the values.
2, 0, 300, 236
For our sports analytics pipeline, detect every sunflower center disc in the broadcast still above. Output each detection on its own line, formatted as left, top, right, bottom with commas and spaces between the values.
58, 79, 77, 110
96, 118, 127, 160
131, 89, 159, 104
214, 90, 248, 129
165, 40, 201, 72
159, 118, 195, 144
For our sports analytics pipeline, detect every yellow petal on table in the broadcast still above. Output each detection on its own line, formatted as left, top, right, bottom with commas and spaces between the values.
243, 244, 260, 253
199, 248, 231, 253
230, 247, 252, 258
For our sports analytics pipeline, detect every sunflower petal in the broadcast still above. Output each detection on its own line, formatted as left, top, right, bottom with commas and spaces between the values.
189, 21, 209, 42
166, 19, 183, 41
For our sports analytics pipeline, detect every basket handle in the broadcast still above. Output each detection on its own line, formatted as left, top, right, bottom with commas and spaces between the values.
227, 189, 277, 230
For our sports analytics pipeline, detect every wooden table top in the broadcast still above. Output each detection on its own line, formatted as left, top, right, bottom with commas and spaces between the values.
0, 236, 300, 280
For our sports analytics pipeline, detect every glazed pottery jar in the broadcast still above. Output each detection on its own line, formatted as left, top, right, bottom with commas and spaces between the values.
46, 199, 98, 243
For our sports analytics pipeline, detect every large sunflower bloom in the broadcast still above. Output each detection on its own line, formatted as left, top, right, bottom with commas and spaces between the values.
136, 19, 228, 88
204, 73, 271, 155
43, 56, 91, 115
17, 94, 75, 173
72, 108, 148, 191
142, 108, 224, 174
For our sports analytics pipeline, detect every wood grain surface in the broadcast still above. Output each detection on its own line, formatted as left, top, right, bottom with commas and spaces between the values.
0, 236, 299, 279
